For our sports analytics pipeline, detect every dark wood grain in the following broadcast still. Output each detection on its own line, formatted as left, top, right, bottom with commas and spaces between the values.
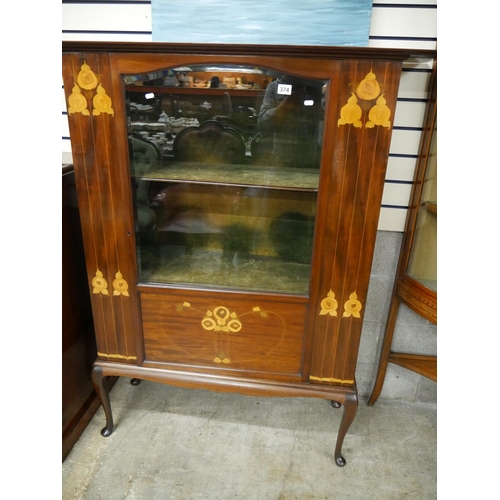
141, 289, 307, 376
62, 41, 436, 60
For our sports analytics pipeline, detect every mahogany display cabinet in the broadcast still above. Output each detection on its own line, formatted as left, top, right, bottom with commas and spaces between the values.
62, 42, 436, 466
368, 61, 437, 405
62, 164, 119, 461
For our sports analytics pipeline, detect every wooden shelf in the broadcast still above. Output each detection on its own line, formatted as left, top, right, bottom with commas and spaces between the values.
422, 201, 437, 214
136, 161, 320, 191
139, 247, 312, 295
126, 85, 264, 98
389, 353, 437, 382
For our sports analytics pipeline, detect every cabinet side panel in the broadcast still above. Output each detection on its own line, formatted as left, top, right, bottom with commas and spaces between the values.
308, 59, 403, 386
62, 53, 140, 364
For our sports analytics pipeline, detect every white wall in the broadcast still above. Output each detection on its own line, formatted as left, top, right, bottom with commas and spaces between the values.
61, 0, 437, 231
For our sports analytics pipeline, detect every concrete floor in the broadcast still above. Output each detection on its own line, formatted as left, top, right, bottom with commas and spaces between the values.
62, 377, 436, 500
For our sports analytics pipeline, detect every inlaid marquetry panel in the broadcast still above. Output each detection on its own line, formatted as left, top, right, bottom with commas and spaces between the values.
397, 280, 437, 324
62, 52, 141, 364
307, 58, 403, 387
141, 291, 307, 376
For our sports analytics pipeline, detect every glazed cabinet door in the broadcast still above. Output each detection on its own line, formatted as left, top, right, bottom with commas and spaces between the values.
62, 49, 403, 386
121, 54, 328, 381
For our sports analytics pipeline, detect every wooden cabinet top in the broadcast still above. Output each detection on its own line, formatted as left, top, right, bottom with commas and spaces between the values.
62, 41, 436, 61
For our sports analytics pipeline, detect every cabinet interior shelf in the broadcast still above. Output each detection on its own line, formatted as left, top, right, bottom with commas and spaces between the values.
135, 161, 319, 191
139, 246, 312, 295
388, 353, 437, 381
126, 85, 263, 98
422, 201, 437, 214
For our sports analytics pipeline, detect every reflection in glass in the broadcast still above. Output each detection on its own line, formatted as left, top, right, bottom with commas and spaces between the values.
407, 119, 437, 292
126, 64, 327, 294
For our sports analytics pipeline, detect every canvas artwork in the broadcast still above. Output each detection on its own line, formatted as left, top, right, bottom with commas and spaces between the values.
151, 0, 373, 46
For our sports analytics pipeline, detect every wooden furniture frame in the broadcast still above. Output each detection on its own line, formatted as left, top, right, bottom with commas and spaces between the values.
62, 165, 119, 460
62, 164, 98, 460
62, 42, 436, 466
368, 62, 437, 406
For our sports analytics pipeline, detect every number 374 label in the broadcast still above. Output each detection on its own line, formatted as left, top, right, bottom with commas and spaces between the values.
277, 83, 292, 95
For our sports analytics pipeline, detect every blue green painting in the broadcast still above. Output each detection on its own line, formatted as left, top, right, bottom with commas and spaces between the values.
152, 0, 373, 46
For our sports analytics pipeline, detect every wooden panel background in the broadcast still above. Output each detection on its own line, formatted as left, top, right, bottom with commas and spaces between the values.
62, 53, 143, 364
306, 58, 404, 386
140, 290, 307, 378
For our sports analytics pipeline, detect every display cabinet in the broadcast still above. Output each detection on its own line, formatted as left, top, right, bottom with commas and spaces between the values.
62, 164, 118, 461
62, 42, 434, 466
368, 62, 437, 406
62, 164, 97, 460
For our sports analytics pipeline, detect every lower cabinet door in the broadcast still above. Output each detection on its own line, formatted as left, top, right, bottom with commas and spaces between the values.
140, 290, 308, 378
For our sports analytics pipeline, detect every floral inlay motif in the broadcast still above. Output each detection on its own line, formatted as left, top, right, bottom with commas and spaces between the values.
92, 269, 109, 295
338, 70, 391, 129
355, 70, 380, 101
366, 94, 391, 129
319, 290, 339, 316
92, 84, 114, 116
77, 62, 98, 90
163, 302, 281, 366
68, 84, 90, 116
112, 271, 129, 297
342, 291, 362, 318
337, 94, 362, 128
253, 306, 268, 318
201, 306, 243, 364
202, 306, 242, 333
66, 61, 114, 117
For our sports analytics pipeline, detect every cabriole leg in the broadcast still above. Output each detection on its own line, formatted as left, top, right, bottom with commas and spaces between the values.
91, 366, 114, 437
334, 393, 358, 467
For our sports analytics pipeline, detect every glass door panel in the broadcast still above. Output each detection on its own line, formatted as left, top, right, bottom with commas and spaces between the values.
407, 118, 437, 292
126, 63, 327, 294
